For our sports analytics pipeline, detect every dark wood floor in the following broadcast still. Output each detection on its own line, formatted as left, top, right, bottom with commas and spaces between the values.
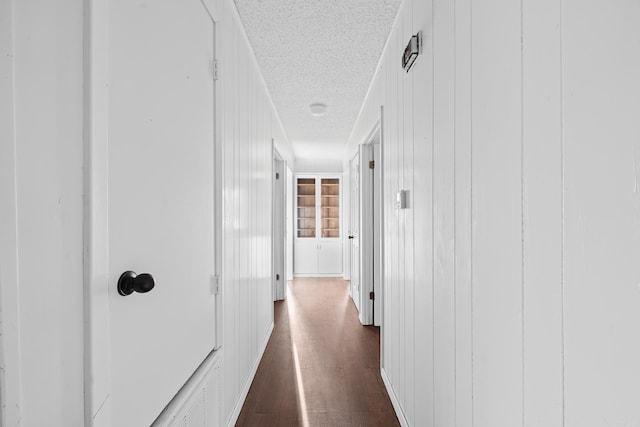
236, 277, 399, 427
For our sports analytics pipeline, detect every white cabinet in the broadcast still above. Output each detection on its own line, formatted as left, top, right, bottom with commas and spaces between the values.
294, 175, 343, 276
294, 239, 318, 274
294, 240, 343, 275
318, 240, 342, 274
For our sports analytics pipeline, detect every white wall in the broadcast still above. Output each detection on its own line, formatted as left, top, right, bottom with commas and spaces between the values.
0, 1, 24, 425
0, 1, 85, 426
347, 0, 640, 425
294, 157, 342, 174
207, 0, 293, 424
1, 0, 292, 425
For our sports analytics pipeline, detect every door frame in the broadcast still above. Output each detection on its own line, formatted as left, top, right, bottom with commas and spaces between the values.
349, 152, 361, 310
358, 119, 383, 325
285, 166, 294, 281
82, 1, 223, 424
272, 147, 286, 301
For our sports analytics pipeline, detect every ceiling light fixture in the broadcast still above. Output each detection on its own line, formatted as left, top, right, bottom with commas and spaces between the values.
309, 103, 328, 116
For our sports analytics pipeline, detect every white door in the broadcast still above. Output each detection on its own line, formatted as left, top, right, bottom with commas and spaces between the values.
372, 142, 382, 326
108, 2, 216, 425
350, 152, 361, 310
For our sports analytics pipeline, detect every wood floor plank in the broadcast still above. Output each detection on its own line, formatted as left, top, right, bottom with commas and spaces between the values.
236, 278, 398, 426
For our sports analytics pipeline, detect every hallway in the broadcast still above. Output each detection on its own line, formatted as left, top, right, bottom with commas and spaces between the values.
4, 0, 640, 424
236, 278, 398, 426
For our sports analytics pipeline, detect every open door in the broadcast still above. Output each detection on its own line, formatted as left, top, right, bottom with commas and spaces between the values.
87, 2, 218, 425
350, 151, 361, 310
359, 136, 382, 326
355, 122, 383, 326
372, 142, 382, 326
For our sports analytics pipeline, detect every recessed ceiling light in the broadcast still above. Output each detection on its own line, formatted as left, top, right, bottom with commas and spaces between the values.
309, 103, 327, 116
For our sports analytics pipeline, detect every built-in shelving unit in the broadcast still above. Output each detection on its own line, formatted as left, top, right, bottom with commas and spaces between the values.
296, 178, 316, 238
294, 174, 343, 276
321, 178, 340, 238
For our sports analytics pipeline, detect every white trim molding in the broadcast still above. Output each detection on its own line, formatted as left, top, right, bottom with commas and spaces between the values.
226, 322, 274, 427
82, 0, 112, 425
381, 367, 408, 427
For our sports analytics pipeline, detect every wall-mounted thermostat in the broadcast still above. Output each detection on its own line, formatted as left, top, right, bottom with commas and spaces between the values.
396, 190, 407, 209
402, 31, 422, 72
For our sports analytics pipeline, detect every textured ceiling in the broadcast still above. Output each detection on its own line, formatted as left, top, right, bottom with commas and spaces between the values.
234, 0, 401, 164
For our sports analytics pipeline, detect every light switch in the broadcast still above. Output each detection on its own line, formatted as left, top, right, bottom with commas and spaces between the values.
396, 190, 407, 209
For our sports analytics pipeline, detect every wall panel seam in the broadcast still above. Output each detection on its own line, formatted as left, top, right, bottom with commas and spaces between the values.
410, 0, 417, 422
431, 0, 436, 423
520, 0, 525, 425
469, 0, 474, 423
452, 0, 458, 424
559, 0, 566, 424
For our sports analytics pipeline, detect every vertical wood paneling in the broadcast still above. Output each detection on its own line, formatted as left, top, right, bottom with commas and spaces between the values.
0, 2, 23, 425
471, 0, 523, 424
563, 0, 640, 425
246, 62, 254, 366
453, 0, 474, 424
238, 43, 248, 385
13, 1, 85, 424
230, 18, 241, 418
382, 38, 392, 377
433, 0, 457, 423
381, 48, 393, 374
232, 21, 242, 411
401, 0, 416, 422
396, 2, 408, 416
412, 0, 435, 425
218, 0, 290, 423
388, 24, 401, 400
522, 0, 563, 425
221, 8, 235, 418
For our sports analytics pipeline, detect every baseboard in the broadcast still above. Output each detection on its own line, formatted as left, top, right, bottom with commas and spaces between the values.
226, 322, 274, 427
381, 367, 409, 427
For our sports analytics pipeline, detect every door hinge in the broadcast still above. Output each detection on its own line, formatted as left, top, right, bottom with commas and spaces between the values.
369, 291, 375, 300
275, 172, 280, 180
212, 274, 221, 295
369, 160, 375, 169
212, 60, 219, 81
276, 273, 280, 281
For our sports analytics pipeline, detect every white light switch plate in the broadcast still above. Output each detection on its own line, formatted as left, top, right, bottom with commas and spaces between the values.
396, 190, 407, 209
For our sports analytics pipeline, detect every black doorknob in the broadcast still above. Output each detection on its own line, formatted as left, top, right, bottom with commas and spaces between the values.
348, 235, 354, 239
117, 271, 155, 296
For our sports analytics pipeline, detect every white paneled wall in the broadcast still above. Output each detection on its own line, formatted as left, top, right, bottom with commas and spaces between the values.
563, 1, 640, 424
212, 0, 292, 424
346, 0, 640, 425
0, 1, 24, 426
1, 1, 85, 426
522, 0, 564, 425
